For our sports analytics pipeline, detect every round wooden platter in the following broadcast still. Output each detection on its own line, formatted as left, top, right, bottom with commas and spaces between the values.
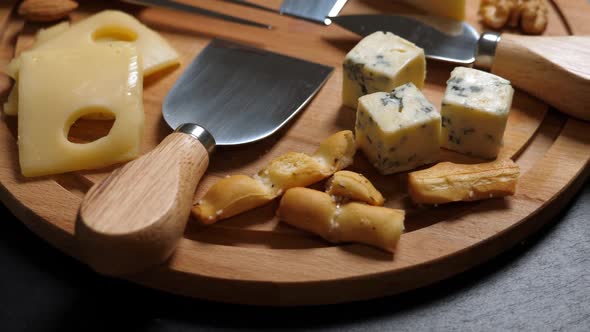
1, 0, 589, 305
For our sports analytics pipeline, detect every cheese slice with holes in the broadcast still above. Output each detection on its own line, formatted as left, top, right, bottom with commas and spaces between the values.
4, 22, 71, 115
18, 43, 144, 177
4, 22, 71, 79
399, 0, 466, 21
7, 10, 178, 78
4, 10, 178, 116
33, 21, 71, 48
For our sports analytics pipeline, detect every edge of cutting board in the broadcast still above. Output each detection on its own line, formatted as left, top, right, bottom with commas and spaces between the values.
0, 0, 589, 305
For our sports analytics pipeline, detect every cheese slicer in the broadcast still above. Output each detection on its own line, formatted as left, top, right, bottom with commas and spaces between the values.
75, 39, 333, 276
331, 14, 590, 121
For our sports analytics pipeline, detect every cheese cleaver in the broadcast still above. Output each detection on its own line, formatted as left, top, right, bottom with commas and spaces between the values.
76, 39, 333, 276
331, 14, 590, 121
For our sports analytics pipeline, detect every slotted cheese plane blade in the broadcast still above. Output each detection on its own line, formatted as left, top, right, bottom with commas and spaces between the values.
331, 14, 590, 121
76, 39, 333, 276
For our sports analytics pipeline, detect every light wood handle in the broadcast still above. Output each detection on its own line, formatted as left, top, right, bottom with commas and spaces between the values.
491, 34, 590, 121
76, 132, 210, 276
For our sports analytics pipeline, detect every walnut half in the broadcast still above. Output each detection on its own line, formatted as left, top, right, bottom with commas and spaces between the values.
520, 0, 549, 35
479, 0, 548, 35
479, 0, 517, 30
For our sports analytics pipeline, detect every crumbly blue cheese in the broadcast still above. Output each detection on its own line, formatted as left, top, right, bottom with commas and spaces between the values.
342, 31, 426, 109
356, 83, 441, 174
441, 67, 514, 159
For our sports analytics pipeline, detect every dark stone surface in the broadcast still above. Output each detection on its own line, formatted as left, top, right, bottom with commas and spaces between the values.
1, 181, 589, 331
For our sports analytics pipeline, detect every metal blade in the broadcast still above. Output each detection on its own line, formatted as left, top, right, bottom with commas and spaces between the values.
221, 0, 276, 13
121, 0, 272, 29
331, 14, 479, 64
280, 0, 348, 25
163, 39, 333, 146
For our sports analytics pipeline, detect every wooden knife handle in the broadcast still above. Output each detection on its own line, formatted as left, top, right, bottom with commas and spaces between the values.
76, 126, 213, 276
490, 34, 590, 121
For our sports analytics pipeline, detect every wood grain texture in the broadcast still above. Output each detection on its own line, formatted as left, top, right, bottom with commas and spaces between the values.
492, 34, 590, 121
552, 0, 590, 34
0, 0, 588, 305
77, 132, 209, 276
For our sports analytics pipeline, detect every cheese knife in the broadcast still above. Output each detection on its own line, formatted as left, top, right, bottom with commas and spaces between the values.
331, 14, 590, 121
280, 0, 349, 25
224, 0, 349, 25
76, 39, 333, 275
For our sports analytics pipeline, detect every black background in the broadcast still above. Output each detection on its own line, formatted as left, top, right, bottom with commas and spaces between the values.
1, 181, 589, 331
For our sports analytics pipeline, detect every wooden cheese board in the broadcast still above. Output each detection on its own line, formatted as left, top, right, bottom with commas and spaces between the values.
1, 0, 589, 305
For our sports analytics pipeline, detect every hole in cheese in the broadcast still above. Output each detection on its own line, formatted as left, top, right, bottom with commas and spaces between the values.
66, 107, 116, 144
92, 25, 138, 42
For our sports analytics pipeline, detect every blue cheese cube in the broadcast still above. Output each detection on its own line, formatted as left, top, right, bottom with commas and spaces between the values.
356, 83, 441, 175
441, 67, 514, 159
342, 31, 426, 109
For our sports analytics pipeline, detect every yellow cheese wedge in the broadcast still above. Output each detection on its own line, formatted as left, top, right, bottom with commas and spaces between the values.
399, 0, 466, 21
18, 43, 144, 177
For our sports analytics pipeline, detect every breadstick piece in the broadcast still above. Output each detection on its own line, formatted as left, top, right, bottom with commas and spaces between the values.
408, 159, 519, 204
192, 131, 356, 224
326, 171, 384, 206
262, 152, 328, 190
313, 130, 356, 172
278, 188, 336, 237
194, 175, 274, 224
278, 188, 405, 253
335, 202, 404, 252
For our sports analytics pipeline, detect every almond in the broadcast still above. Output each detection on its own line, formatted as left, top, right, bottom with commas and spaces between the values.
18, 0, 78, 22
